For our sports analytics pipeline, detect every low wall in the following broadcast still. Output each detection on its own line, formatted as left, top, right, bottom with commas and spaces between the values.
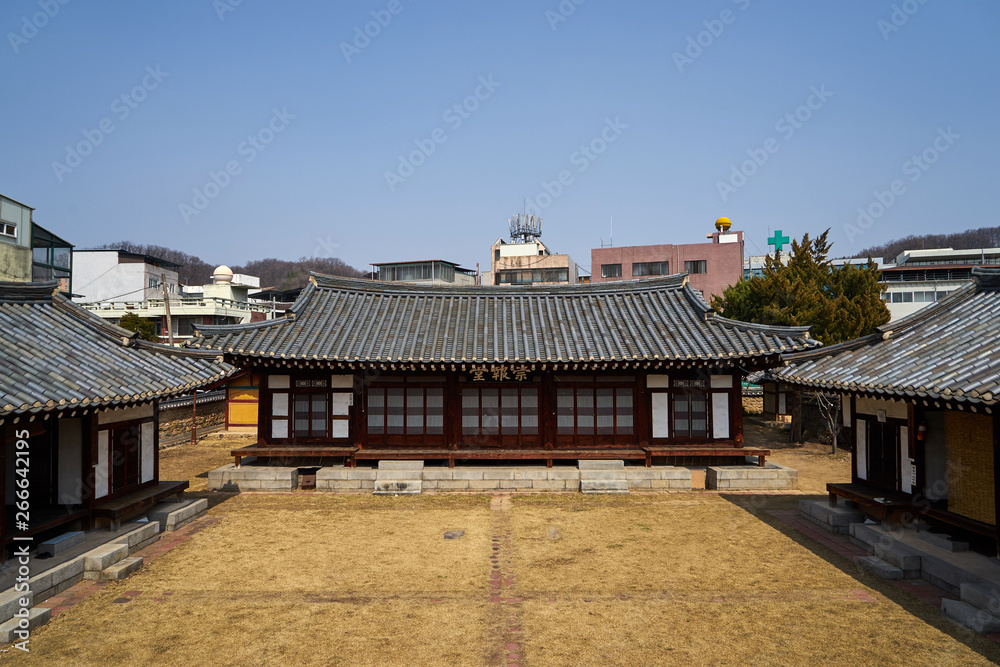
158, 399, 225, 446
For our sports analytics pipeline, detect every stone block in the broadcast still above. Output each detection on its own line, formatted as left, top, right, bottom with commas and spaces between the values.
374, 480, 422, 495
377, 469, 425, 481
855, 555, 903, 580
579, 470, 628, 481
0, 607, 50, 644
651, 478, 691, 490
919, 531, 970, 553
316, 467, 351, 481
0, 589, 32, 625
578, 460, 625, 470
148, 498, 207, 532
114, 522, 160, 551
483, 469, 516, 481
452, 469, 486, 481
625, 468, 660, 480
420, 481, 439, 490
83, 543, 128, 575
422, 468, 455, 480
378, 461, 424, 471
500, 480, 531, 489
347, 468, 378, 481
962, 583, 1000, 615
546, 469, 580, 480
799, 500, 865, 529
581, 480, 629, 494
102, 556, 143, 581
628, 480, 652, 489
468, 480, 502, 490
943, 598, 1000, 633
38, 531, 85, 558
511, 469, 549, 481
435, 480, 470, 491
532, 480, 568, 491
318, 480, 362, 490
28, 558, 85, 601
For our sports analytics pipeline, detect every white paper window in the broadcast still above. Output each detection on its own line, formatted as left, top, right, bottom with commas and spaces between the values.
712, 393, 730, 439
842, 395, 851, 427
96, 431, 109, 499
332, 393, 351, 416
332, 420, 349, 438
272, 393, 288, 417
900, 426, 911, 493
652, 392, 669, 438
140, 422, 155, 483
856, 419, 867, 480
272, 419, 288, 439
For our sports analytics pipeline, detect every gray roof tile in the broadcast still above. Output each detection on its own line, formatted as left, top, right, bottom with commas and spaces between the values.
0, 282, 232, 416
187, 273, 818, 365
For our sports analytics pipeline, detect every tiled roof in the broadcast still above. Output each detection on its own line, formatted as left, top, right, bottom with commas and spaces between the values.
187, 273, 818, 365
775, 267, 1000, 406
0, 282, 232, 416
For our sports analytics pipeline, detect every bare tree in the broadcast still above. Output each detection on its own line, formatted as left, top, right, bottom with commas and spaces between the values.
813, 392, 842, 455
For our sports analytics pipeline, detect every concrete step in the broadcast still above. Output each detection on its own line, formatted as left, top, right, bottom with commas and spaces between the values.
114, 522, 161, 552
855, 555, 904, 580
960, 583, 1000, 615
579, 469, 629, 481
918, 531, 970, 553
101, 556, 143, 581
798, 500, 865, 533
83, 543, 128, 576
942, 598, 1000, 633
38, 531, 85, 558
849, 523, 922, 575
378, 461, 425, 471
0, 607, 51, 644
581, 480, 629, 494
577, 460, 625, 470
374, 480, 422, 495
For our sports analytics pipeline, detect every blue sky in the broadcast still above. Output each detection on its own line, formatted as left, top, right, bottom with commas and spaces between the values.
2, 1, 997, 275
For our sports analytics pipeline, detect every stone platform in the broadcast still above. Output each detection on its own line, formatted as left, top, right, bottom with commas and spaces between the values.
208, 460, 799, 493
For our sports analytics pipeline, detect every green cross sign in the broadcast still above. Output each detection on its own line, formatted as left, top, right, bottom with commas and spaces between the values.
768, 230, 790, 251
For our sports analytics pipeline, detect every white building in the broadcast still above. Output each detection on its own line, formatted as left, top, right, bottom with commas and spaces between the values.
73, 249, 180, 302
880, 247, 1000, 320
370, 259, 478, 286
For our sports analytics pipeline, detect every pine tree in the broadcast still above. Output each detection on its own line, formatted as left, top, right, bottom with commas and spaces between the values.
711, 230, 889, 345
118, 312, 159, 342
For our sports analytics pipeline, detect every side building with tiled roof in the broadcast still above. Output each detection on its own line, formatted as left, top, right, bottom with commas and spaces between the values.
187, 272, 816, 467
775, 267, 1000, 552
0, 281, 232, 558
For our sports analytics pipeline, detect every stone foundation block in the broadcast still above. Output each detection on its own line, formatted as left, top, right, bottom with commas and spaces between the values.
436, 480, 471, 491
943, 598, 1000, 633
855, 555, 903, 580
378, 461, 424, 471
148, 498, 208, 532
578, 460, 625, 470
102, 556, 143, 581
0, 607, 50, 643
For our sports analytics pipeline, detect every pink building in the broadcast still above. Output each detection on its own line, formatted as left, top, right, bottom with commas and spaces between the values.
591, 228, 744, 300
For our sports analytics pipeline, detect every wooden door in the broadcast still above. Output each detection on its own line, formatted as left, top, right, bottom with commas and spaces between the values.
867, 420, 900, 492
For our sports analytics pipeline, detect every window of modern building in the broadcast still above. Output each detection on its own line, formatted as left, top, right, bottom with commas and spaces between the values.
498, 269, 569, 284
601, 264, 622, 278
684, 260, 707, 274
632, 261, 669, 277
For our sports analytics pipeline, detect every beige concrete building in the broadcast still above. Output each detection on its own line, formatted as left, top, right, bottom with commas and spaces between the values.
489, 238, 579, 286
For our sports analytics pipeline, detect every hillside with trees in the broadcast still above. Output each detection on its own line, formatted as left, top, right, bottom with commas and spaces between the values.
856, 225, 1000, 262
94, 242, 365, 288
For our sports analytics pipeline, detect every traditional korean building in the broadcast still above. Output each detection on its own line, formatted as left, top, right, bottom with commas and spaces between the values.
775, 267, 1000, 551
0, 281, 230, 558
187, 272, 816, 467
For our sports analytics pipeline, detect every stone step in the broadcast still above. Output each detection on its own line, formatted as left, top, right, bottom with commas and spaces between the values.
0, 589, 33, 626
960, 583, 1000, 615
942, 598, 1000, 633
918, 531, 970, 553
101, 556, 144, 581
378, 461, 425, 471
577, 460, 625, 470
83, 543, 128, 575
849, 523, 922, 575
579, 469, 628, 481
374, 480, 422, 495
581, 480, 629, 494
798, 500, 865, 531
855, 555, 904, 580
38, 531, 85, 558
148, 498, 207, 532
114, 522, 161, 552
0, 607, 51, 644
376, 469, 427, 481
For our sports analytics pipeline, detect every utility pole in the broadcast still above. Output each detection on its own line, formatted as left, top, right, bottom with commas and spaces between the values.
161, 273, 174, 346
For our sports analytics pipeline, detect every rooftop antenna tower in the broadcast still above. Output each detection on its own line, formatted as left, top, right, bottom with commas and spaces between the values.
509, 212, 543, 244
601, 217, 614, 248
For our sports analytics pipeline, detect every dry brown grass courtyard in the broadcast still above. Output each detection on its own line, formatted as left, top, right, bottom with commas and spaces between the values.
5, 425, 1000, 666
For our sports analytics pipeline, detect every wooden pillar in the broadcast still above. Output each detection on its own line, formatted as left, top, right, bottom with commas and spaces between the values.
790, 389, 803, 444
542, 369, 555, 450
733, 384, 744, 448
